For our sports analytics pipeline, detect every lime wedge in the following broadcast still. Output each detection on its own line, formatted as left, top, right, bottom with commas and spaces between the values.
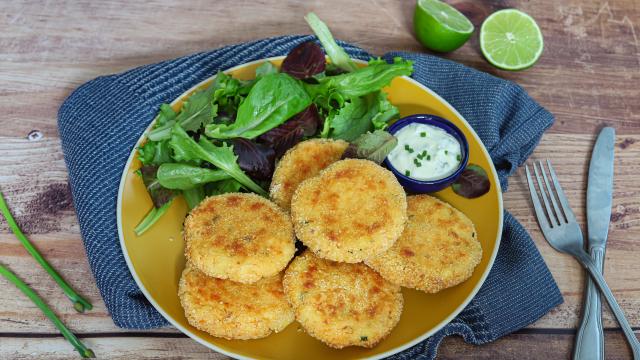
480, 9, 544, 70
414, 0, 474, 52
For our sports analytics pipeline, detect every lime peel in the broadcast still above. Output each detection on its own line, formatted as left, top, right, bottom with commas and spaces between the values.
414, 0, 474, 53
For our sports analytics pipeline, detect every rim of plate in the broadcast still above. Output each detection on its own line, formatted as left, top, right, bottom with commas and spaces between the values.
117, 56, 503, 360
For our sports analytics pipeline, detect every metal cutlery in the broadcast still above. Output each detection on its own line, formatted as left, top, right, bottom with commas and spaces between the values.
525, 159, 640, 359
574, 127, 615, 360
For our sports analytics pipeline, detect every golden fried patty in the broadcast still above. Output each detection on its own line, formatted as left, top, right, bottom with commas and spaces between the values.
290, 159, 407, 263
179, 265, 294, 340
184, 193, 295, 284
365, 195, 482, 293
270, 138, 349, 212
283, 251, 403, 348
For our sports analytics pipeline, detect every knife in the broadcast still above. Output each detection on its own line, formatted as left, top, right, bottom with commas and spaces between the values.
573, 127, 616, 360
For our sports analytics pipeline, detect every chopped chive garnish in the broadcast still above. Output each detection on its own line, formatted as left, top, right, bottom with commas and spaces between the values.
427, 155, 431, 161
457, 154, 461, 161
445, 150, 448, 155
405, 170, 411, 176
413, 159, 422, 167
420, 132, 426, 137
404, 144, 414, 153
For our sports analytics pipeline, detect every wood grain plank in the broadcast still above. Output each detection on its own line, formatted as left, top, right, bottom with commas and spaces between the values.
0, 331, 637, 359
1, 0, 640, 358
1, 1, 639, 134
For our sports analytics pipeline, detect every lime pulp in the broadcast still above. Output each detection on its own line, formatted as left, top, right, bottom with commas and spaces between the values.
479, 9, 544, 70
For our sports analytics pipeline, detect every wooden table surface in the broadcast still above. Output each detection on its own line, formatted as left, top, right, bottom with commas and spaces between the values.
1, 0, 639, 358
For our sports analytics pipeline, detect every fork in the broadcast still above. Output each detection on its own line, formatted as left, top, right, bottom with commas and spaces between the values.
525, 160, 640, 359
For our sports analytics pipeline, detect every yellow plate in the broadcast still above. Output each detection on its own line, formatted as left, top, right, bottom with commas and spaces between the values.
117, 56, 503, 359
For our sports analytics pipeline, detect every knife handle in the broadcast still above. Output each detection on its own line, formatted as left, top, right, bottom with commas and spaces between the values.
574, 247, 605, 360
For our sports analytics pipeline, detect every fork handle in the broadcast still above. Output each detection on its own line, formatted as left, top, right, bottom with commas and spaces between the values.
576, 250, 640, 359
574, 247, 605, 360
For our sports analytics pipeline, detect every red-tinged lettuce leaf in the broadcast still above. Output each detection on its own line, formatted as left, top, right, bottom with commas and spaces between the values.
452, 164, 491, 198
231, 139, 276, 181
138, 166, 178, 208
261, 124, 303, 159
341, 130, 398, 164
281, 41, 326, 80
258, 105, 322, 158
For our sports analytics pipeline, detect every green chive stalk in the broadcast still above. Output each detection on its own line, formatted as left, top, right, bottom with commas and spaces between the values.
0, 190, 92, 312
0, 264, 95, 358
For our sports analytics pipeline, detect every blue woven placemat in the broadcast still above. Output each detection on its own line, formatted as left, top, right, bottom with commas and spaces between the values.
58, 35, 563, 359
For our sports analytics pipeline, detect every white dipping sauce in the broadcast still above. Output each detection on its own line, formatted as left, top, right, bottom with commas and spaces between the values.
387, 123, 462, 181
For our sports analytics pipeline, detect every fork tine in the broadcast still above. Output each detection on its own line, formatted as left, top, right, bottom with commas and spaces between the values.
546, 159, 577, 222
525, 164, 551, 231
538, 160, 565, 224
533, 161, 559, 227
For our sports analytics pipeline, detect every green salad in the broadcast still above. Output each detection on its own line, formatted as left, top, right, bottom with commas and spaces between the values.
135, 13, 413, 235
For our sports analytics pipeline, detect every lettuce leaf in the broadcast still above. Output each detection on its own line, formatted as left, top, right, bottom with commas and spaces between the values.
255, 61, 278, 78
205, 73, 311, 139
168, 123, 267, 195
341, 130, 398, 164
306, 57, 413, 100
205, 179, 244, 196
156, 163, 232, 190
324, 92, 400, 141
304, 12, 358, 73
182, 186, 205, 210
138, 165, 178, 208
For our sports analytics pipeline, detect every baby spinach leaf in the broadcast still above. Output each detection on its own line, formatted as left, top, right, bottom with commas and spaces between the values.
156, 163, 232, 190
205, 73, 311, 139
168, 123, 267, 195
341, 130, 398, 164
255, 61, 278, 79
306, 58, 413, 100
304, 12, 358, 72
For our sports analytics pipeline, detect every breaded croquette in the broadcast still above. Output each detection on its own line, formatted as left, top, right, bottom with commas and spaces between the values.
184, 193, 295, 284
270, 139, 349, 212
365, 195, 482, 293
290, 159, 407, 263
179, 265, 294, 340
283, 251, 403, 348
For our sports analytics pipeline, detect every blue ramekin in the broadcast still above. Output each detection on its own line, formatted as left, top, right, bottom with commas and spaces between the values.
383, 114, 470, 193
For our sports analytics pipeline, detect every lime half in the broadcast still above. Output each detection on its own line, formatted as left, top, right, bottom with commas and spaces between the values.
480, 9, 544, 70
414, 0, 474, 53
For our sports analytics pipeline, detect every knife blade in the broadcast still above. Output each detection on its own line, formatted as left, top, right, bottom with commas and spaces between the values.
587, 127, 616, 247
573, 127, 616, 360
